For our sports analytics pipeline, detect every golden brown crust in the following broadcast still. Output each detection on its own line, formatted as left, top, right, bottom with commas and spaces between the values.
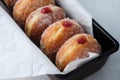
56, 34, 101, 71
25, 5, 65, 46
3, 0, 17, 11
13, 0, 55, 29
40, 18, 85, 62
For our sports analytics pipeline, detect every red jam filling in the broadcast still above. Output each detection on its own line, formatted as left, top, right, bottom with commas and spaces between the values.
77, 36, 87, 44
41, 7, 52, 14
62, 20, 73, 28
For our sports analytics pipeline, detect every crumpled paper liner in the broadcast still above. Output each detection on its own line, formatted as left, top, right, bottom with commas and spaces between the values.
64, 52, 99, 73
0, 6, 60, 79
0, 0, 99, 79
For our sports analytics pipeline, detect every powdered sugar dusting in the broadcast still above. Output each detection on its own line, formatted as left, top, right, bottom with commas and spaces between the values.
38, 5, 66, 29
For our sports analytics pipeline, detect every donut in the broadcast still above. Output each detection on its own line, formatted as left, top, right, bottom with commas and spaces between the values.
56, 34, 101, 71
40, 18, 85, 62
13, 0, 55, 29
25, 5, 66, 46
3, 0, 17, 11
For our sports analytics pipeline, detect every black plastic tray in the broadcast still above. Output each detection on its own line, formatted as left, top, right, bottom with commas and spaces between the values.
48, 19, 119, 80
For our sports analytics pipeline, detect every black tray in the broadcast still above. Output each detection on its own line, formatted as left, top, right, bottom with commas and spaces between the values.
48, 19, 119, 80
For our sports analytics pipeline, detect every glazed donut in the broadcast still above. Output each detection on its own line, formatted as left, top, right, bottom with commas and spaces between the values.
13, 0, 55, 29
3, 0, 17, 11
40, 18, 85, 62
56, 34, 101, 71
25, 5, 66, 46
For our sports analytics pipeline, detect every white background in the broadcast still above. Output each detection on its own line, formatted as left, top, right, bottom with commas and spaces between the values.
79, 0, 120, 80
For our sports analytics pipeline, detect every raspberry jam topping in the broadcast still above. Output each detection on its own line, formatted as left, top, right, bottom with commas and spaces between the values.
77, 35, 87, 44
41, 7, 52, 14
62, 20, 73, 28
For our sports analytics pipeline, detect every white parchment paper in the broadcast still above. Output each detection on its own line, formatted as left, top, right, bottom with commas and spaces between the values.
0, 6, 60, 79
0, 0, 99, 79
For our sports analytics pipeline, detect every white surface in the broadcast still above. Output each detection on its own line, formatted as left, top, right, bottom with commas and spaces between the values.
78, 0, 120, 80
